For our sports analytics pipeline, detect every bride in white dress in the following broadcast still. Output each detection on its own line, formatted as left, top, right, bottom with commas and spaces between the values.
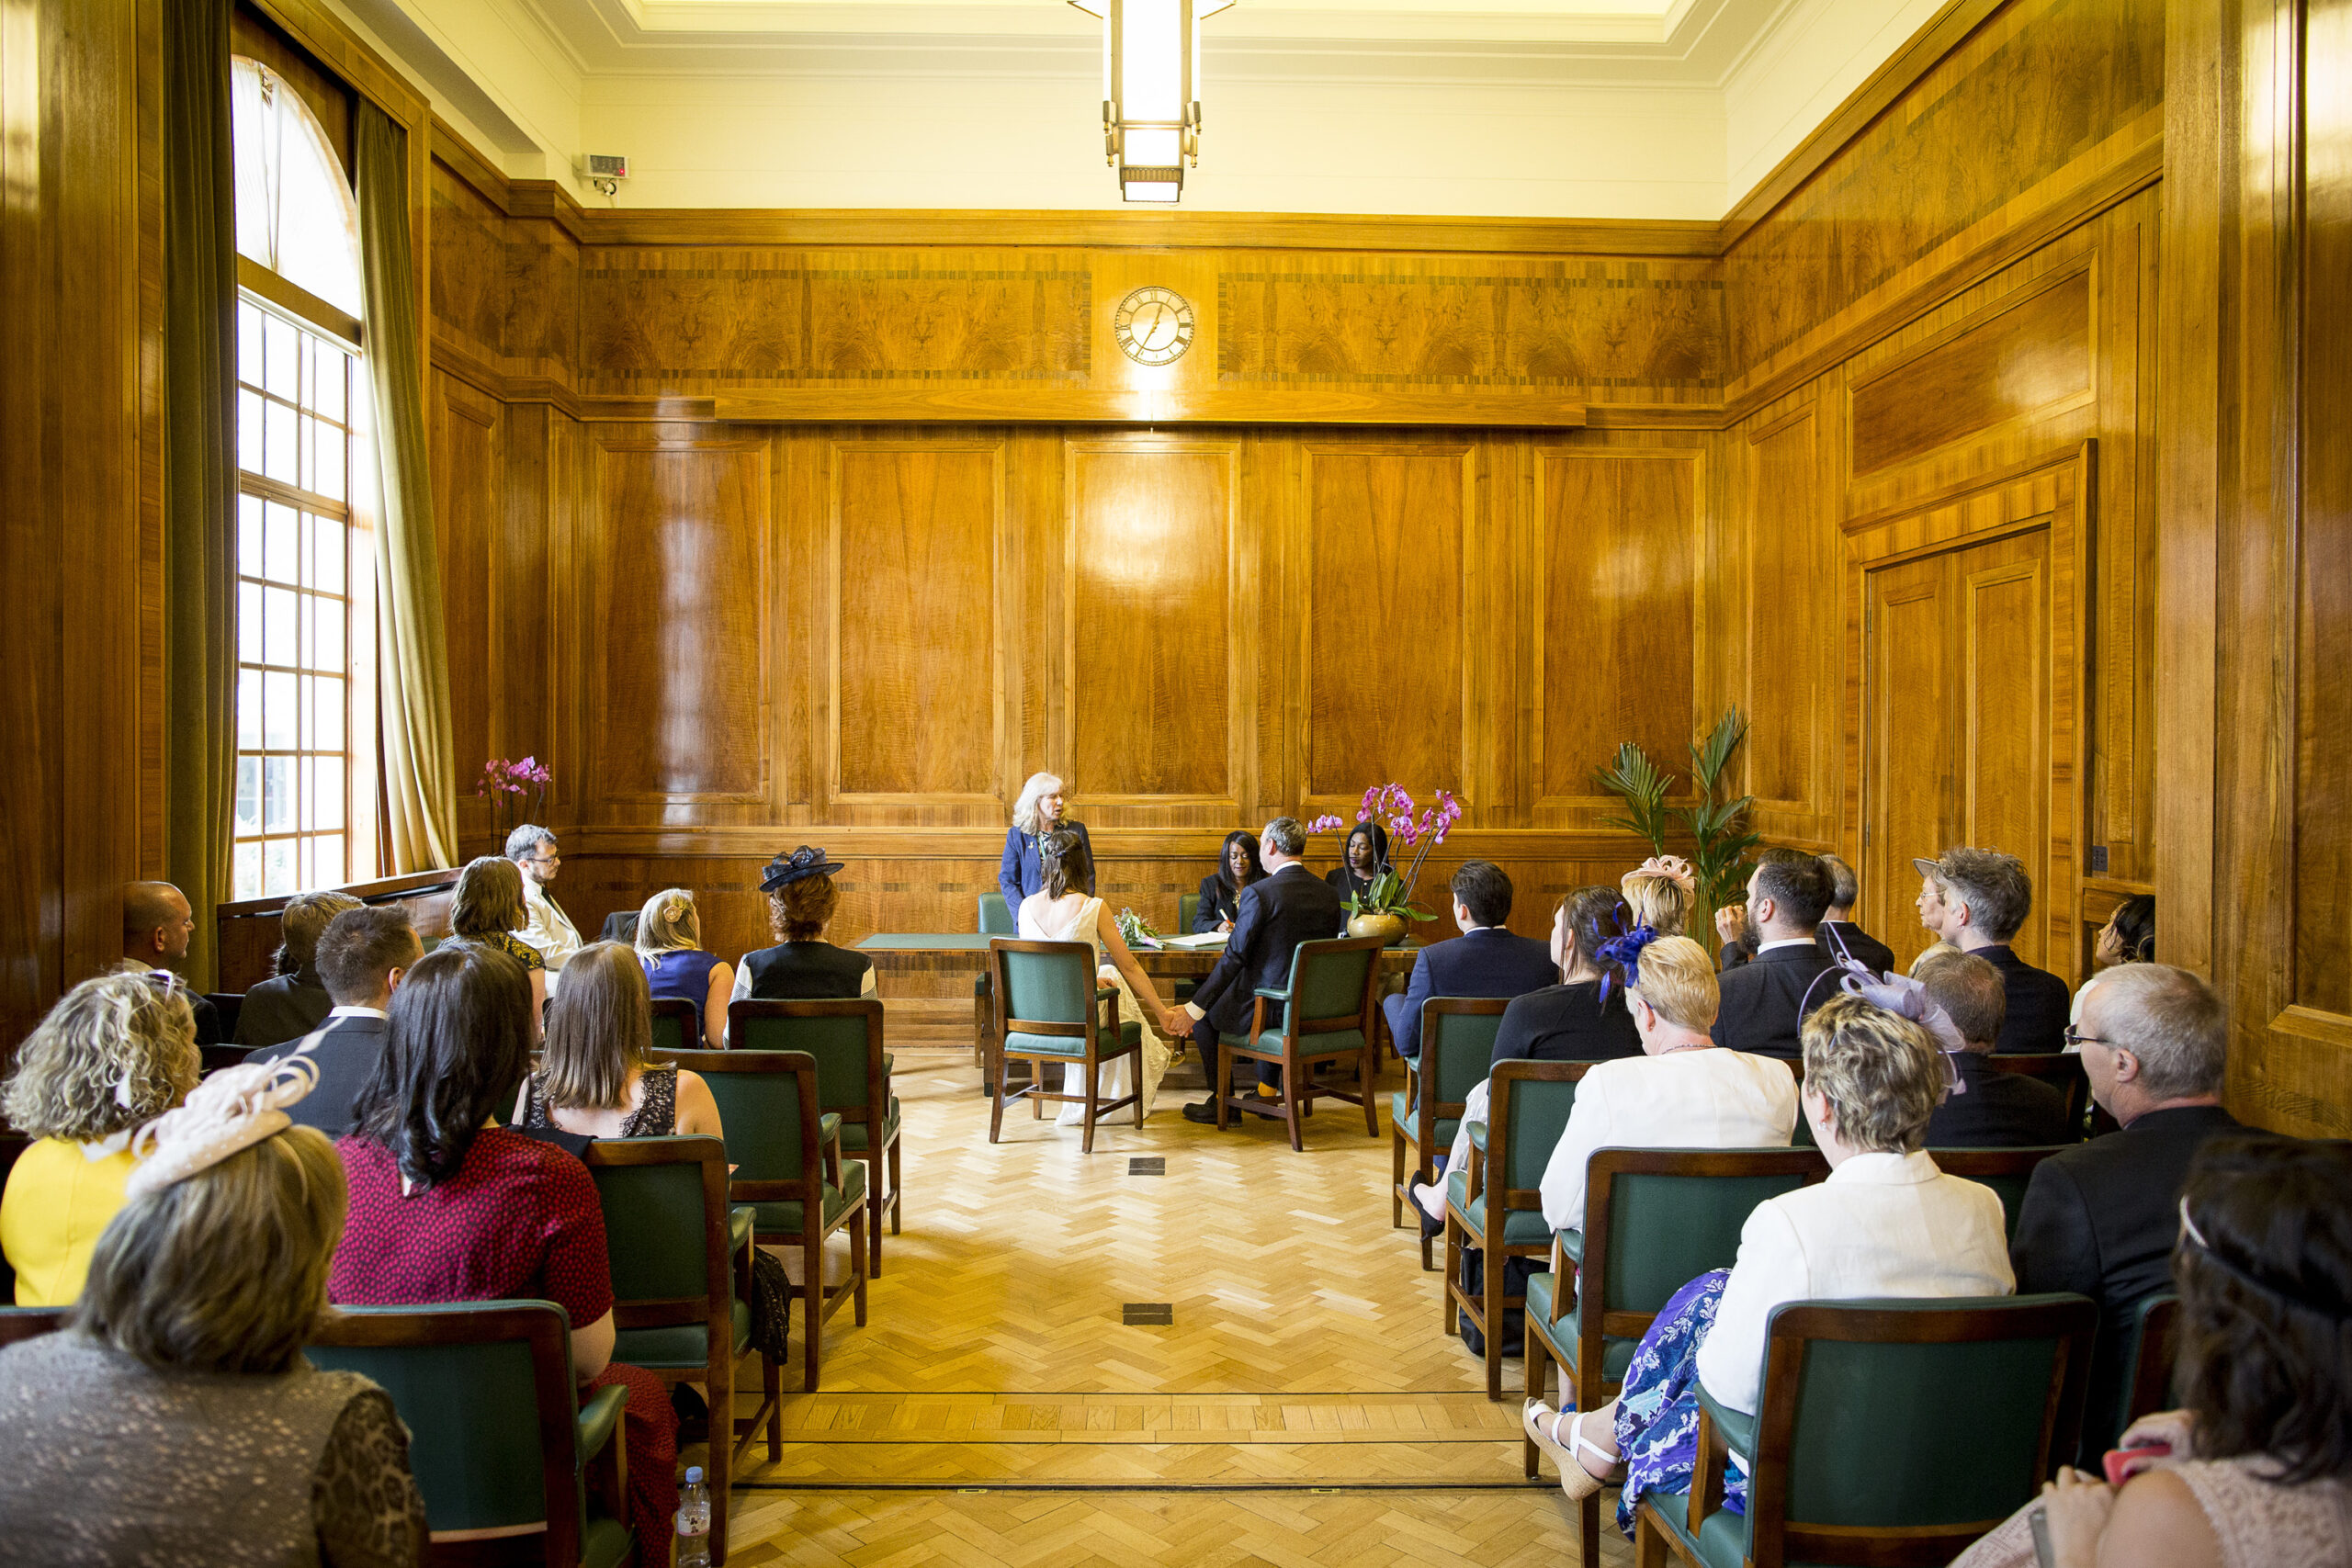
1017, 829, 1179, 1124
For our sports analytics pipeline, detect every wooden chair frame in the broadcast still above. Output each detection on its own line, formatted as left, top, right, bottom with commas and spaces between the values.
976, 892, 1016, 1071
648, 996, 700, 1054
0, 1305, 63, 1346
988, 938, 1142, 1153
1638, 1295, 2097, 1568
1390, 998, 1510, 1269
1218, 934, 1385, 1152
1526, 1146, 1829, 1568
1977, 1052, 2095, 1130
1922, 1144, 2069, 1239
2122, 1293, 2180, 1438
727, 998, 902, 1276
1443, 1056, 1594, 1398
670, 1049, 868, 1393
313, 1301, 629, 1568
582, 1136, 779, 1565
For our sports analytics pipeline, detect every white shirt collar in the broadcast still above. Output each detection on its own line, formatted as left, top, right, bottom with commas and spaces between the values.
1757, 936, 1817, 953
1825, 1149, 1939, 1186
1272, 861, 1309, 875
327, 1005, 389, 1020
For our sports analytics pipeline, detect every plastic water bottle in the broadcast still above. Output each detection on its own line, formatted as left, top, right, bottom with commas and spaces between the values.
674, 1467, 711, 1567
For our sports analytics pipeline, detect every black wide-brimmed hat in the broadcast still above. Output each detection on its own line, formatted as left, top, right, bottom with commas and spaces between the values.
762, 845, 844, 893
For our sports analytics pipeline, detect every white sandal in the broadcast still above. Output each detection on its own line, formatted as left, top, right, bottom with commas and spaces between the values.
1521, 1401, 1621, 1501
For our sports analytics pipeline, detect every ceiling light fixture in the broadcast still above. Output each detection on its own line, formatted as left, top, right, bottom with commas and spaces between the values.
1069, 0, 1233, 204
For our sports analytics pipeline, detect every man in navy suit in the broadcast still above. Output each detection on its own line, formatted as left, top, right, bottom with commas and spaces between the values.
1712, 849, 1839, 1059
1381, 862, 1556, 1060
1177, 818, 1347, 1124
1914, 846, 2072, 1053
248, 905, 422, 1138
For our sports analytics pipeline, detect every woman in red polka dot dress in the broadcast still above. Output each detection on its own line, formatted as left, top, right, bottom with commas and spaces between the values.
329, 942, 679, 1554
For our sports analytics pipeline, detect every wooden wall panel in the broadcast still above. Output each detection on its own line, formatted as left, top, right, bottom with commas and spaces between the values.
1066, 441, 1236, 803
431, 371, 499, 811
830, 442, 1004, 802
1740, 408, 1838, 833
1849, 269, 2095, 476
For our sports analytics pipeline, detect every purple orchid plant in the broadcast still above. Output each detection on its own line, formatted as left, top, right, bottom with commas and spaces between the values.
1306, 783, 1465, 921
474, 756, 552, 836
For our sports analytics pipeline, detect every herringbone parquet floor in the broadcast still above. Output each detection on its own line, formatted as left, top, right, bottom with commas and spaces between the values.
705, 1046, 1629, 1567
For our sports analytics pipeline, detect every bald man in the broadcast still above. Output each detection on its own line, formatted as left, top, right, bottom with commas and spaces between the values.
121, 881, 220, 1046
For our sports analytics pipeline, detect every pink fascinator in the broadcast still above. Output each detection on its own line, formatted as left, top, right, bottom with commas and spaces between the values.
124, 1054, 320, 1199
1804, 928, 1969, 1099
1634, 856, 1697, 895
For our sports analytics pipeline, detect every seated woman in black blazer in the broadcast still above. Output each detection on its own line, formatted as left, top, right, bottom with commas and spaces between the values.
1194, 830, 1265, 933
1326, 819, 1392, 906
730, 847, 876, 1028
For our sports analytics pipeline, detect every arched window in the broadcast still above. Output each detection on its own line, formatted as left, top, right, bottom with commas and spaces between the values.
230, 57, 377, 899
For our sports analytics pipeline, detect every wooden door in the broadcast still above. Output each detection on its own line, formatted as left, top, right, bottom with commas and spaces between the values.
1861, 527, 2052, 972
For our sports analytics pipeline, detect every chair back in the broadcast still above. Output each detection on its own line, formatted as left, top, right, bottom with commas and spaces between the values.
649, 996, 698, 1054
1978, 1052, 2092, 1128
990, 940, 1102, 1049
199, 1043, 250, 1075
1487, 1059, 1592, 1196
1584, 1147, 1827, 1325
1926, 1145, 2069, 1242
1425, 998, 1509, 1107
1278, 935, 1384, 1044
1180, 892, 1200, 933
2120, 1292, 2180, 1442
582, 1137, 730, 1336
1734, 1293, 2098, 1567
0, 1305, 64, 1347
728, 999, 884, 1128
309, 1301, 594, 1557
668, 1048, 820, 1194
978, 893, 1016, 935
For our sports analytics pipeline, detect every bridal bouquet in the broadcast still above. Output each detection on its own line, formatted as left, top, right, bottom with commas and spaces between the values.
1114, 908, 1162, 950
1307, 782, 1466, 923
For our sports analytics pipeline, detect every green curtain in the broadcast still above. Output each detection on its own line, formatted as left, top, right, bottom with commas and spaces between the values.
355, 104, 459, 874
164, 0, 236, 989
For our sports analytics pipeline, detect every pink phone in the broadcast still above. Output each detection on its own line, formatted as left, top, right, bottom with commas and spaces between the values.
2102, 1438, 2172, 1486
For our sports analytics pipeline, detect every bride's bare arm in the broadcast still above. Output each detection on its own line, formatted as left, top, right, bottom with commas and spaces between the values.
1094, 905, 1171, 1026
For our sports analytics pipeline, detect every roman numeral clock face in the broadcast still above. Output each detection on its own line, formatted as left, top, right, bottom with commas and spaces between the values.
1113, 287, 1196, 367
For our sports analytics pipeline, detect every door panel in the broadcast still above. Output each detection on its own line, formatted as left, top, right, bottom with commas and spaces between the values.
1864, 557, 1958, 972
1961, 537, 2052, 963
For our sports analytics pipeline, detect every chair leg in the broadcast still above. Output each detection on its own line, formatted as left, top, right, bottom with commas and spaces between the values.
1080, 1053, 1097, 1153
803, 1235, 824, 1393
1583, 1492, 1603, 1568
1635, 1506, 1671, 1568
1483, 1242, 1503, 1400
888, 1134, 902, 1235
1132, 1051, 1145, 1126
1359, 1049, 1377, 1137
1522, 1329, 1549, 1478
989, 1051, 1010, 1144
707, 1356, 733, 1564
1442, 1211, 1462, 1335
763, 1346, 782, 1461
850, 1208, 869, 1326
1283, 1055, 1304, 1152
1215, 1050, 1230, 1130
1391, 1128, 1407, 1228
865, 1151, 884, 1278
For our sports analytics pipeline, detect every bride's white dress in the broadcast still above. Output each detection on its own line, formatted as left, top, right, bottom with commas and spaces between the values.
1018, 893, 1172, 1123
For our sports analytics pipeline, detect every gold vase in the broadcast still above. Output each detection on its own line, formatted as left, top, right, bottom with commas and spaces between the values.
1348, 910, 1408, 947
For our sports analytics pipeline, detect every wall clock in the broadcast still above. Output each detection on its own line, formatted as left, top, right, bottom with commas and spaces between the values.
1113, 286, 1195, 366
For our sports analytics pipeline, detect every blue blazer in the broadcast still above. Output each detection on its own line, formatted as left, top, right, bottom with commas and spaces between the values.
1385, 927, 1559, 1059
998, 819, 1094, 914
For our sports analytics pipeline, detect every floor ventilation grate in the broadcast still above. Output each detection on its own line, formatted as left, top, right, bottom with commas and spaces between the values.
1122, 1303, 1174, 1325
1127, 1157, 1165, 1175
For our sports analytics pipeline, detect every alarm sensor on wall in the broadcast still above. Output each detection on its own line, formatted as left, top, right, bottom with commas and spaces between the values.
576, 153, 628, 197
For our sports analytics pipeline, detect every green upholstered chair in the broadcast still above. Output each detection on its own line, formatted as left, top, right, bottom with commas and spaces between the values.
649, 996, 698, 1055
988, 939, 1142, 1152
728, 998, 901, 1276
672, 1049, 868, 1393
582, 1136, 778, 1564
310, 1301, 634, 1568
1216, 934, 1385, 1151
0, 1305, 62, 1346
1443, 1056, 1593, 1398
975, 892, 1018, 1070
2120, 1292, 2180, 1447
1524, 1145, 1827, 1568
1638, 1292, 2098, 1568
1978, 1052, 2094, 1133
1925, 1145, 2070, 1243
1391, 998, 1509, 1270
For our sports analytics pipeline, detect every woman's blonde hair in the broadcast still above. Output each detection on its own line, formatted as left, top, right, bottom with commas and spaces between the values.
636, 888, 702, 955
73, 1125, 345, 1375
1622, 865, 1691, 936
539, 942, 652, 1111
1800, 993, 1945, 1154
1012, 772, 1066, 837
449, 854, 527, 939
3, 974, 200, 1143
771, 877, 838, 943
1624, 935, 1719, 1032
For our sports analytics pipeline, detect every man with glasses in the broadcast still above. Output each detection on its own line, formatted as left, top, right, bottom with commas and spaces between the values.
2008, 964, 2243, 1463
506, 825, 582, 981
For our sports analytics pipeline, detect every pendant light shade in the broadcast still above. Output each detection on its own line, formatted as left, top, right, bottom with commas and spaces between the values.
1069, 0, 1233, 203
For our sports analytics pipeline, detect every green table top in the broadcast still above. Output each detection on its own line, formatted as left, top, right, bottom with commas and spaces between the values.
857, 934, 996, 952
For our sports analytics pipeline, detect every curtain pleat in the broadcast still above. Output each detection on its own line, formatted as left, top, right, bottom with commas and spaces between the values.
355, 104, 458, 874
163, 0, 237, 987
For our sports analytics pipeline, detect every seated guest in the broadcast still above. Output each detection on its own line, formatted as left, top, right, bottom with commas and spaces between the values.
445, 854, 547, 1019
1178, 818, 1343, 1122
733, 846, 876, 1014
1955, 1133, 2352, 1568
1382, 863, 1556, 1060
1326, 819, 1392, 908
232, 889, 364, 1048
0, 1060, 427, 1560
2071, 892, 2157, 1029
1000, 773, 1092, 916
1915, 946, 2073, 1148
635, 888, 735, 1048
1621, 856, 1694, 936
507, 824, 582, 980
1, 975, 200, 1304
516, 942, 725, 1144
1815, 852, 1895, 973
1195, 829, 1265, 933
1535, 932, 1799, 1233
332, 942, 678, 1549
119, 880, 220, 1045
2011, 964, 2242, 1464
1710, 849, 1838, 1058
1524, 992, 2013, 1530
247, 906, 423, 1138
1914, 846, 2070, 1052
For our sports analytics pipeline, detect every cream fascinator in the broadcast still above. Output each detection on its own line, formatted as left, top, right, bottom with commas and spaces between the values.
123, 1054, 320, 1199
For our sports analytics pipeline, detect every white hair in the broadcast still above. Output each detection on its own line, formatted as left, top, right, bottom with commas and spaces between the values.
1012, 773, 1066, 837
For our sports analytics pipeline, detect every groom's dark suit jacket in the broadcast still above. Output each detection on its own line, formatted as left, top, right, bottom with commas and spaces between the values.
1711, 941, 1839, 1059
1189, 864, 1344, 1038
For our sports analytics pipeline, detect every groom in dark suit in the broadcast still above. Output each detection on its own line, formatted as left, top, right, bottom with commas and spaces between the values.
1171, 817, 1344, 1125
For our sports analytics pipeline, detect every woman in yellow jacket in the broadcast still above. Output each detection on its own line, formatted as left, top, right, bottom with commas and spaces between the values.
2, 973, 201, 1303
